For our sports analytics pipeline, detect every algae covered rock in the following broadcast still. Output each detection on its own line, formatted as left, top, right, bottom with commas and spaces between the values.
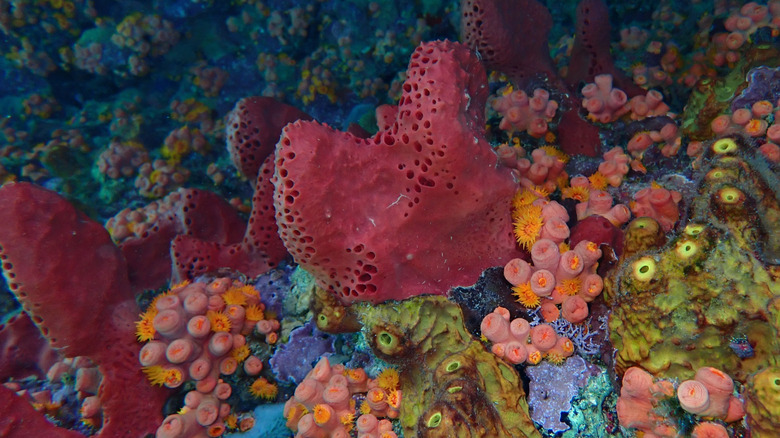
746, 366, 780, 437
357, 295, 541, 438
607, 136, 780, 382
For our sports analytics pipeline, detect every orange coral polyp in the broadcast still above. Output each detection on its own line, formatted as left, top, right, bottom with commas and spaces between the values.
249, 377, 278, 399
367, 387, 385, 403
346, 368, 364, 381
208, 331, 233, 357
744, 118, 767, 137
340, 412, 356, 429
220, 357, 238, 375
557, 251, 584, 279
568, 254, 581, 270
561, 295, 589, 323
149, 291, 173, 312
239, 417, 255, 432
691, 422, 729, 438
527, 350, 543, 365
221, 287, 248, 306
387, 390, 401, 409
512, 189, 539, 208
187, 315, 210, 338
559, 277, 582, 296
324, 381, 350, 406
143, 365, 183, 388
546, 352, 565, 365
206, 278, 230, 295
312, 404, 332, 425
135, 315, 156, 342
559, 338, 574, 355
231, 345, 250, 362
206, 424, 225, 437
153, 309, 184, 337
226, 305, 243, 318
166, 339, 194, 364
206, 310, 231, 333
530, 270, 555, 296
376, 368, 400, 392
164, 369, 183, 388
588, 172, 608, 190
244, 305, 264, 321
513, 282, 541, 308
562, 185, 590, 202
142, 365, 167, 386
677, 380, 710, 414
513, 205, 544, 250
139, 341, 166, 366
285, 403, 306, 421
504, 342, 528, 364
530, 324, 557, 351
223, 414, 238, 429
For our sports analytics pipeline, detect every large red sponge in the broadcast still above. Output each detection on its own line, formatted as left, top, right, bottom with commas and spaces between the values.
226, 96, 312, 183
460, 0, 557, 85
273, 40, 522, 304
0, 182, 167, 437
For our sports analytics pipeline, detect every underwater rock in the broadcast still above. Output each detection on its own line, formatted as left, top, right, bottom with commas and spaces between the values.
357, 295, 541, 438
269, 320, 336, 385
746, 365, 780, 437
607, 136, 780, 382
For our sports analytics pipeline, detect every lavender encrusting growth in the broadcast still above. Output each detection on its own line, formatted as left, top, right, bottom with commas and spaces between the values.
525, 355, 601, 433
253, 263, 296, 317
269, 320, 336, 384
730, 66, 780, 112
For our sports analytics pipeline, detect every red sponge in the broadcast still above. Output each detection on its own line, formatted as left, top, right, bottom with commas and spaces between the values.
273, 41, 522, 304
171, 155, 288, 281
460, 0, 557, 85
227, 96, 312, 182
0, 182, 167, 437
110, 188, 247, 290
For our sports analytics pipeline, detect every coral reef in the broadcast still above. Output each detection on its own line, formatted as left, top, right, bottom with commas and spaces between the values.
3, 0, 780, 437
282, 357, 400, 437
137, 278, 280, 436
